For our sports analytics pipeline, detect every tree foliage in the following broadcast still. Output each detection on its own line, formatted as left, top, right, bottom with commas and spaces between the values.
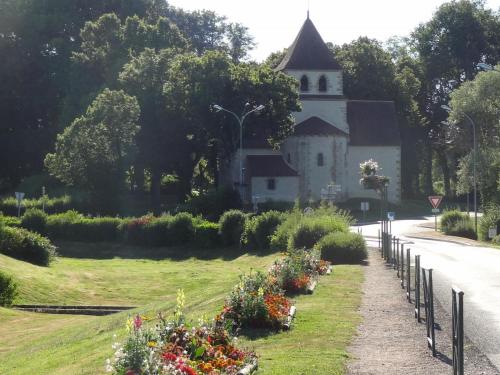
45, 89, 140, 192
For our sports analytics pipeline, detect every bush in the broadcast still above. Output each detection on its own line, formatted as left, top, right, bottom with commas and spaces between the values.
315, 232, 367, 264
447, 219, 477, 240
193, 221, 220, 248
0, 271, 18, 307
287, 215, 349, 251
21, 208, 48, 234
440, 210, 467, 234
0, 226, 57, 266
168, 212, 195, 245
257, 200, 294, 213
218, 210, 246, 246
121, 215, 154, 245
45, 210, 84, 238
479, 204, 500, 241
244, 211, 284, 250
492, 235, 500, 245
0, 214, 21, 227
0, 195, 73, 216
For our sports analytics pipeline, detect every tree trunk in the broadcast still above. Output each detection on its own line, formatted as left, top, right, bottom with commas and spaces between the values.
151, 167, 161, 215
133, 162, 145, 193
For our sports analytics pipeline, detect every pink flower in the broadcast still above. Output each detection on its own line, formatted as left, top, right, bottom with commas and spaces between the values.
133, 315, 142, 330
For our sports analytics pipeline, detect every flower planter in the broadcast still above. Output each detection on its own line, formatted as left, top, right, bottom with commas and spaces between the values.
306, 279, 317, 294
284, 305, 296, 330
237, 359, 258, 375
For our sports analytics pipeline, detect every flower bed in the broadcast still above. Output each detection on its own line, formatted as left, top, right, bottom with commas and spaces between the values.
268, 249, 331, 295
218, 271, 292, 331
107, 292, 257, 375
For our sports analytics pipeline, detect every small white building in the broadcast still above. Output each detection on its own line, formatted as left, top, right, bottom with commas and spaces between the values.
224, 16, 401, 204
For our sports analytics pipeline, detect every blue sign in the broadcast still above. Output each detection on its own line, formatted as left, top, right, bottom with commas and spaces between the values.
387, 212, 396, 221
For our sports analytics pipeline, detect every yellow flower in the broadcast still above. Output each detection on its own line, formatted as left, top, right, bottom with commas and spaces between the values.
147, 341, 157, 348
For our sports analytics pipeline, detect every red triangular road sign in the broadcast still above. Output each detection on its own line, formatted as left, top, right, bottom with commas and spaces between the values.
428, 196, 443, 209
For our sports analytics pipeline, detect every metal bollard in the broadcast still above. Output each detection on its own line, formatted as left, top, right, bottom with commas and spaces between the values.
406, 248, 411, 302
415, 255, 421, 322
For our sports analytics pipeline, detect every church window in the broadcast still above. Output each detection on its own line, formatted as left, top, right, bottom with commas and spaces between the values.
300, 75, 309, 92
267, 178, 276, 190
317, 153, 324, 166
318, 75, 327, 92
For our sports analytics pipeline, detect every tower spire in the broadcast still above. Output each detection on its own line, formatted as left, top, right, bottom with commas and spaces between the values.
307, 0, 310, 19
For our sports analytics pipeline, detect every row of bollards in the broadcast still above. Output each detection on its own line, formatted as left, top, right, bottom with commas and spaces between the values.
378, 225, 464, 375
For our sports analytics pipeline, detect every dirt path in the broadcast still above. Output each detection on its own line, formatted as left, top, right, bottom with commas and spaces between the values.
347, 248, 498, 375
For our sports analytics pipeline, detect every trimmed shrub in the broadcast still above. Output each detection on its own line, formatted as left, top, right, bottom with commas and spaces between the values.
479, 204, 500, 241
219, 210, 246, 246
168, 212, 195, 245
447, 219, 477, 240
244, 211, 284, 250
0, 226, 57, 266
315, 232, 367, 264
492, 235, 500, 245
21, 208, 48, 234
0, 195, 73, 216
0, 215, 21, 227
287, 215, 349, 251
257, 200, 294, 213
193, 221, 221, 248
45, 210, 84, 239
0, 271, 18, 307
440, 210, 467, 234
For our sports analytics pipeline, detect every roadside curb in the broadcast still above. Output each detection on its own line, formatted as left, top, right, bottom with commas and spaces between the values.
403, 234, 476, 246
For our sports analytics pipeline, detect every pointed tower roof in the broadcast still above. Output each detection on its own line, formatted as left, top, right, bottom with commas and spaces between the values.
276, 17, 341, 71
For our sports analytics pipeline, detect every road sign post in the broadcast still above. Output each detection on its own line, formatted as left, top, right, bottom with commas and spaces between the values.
428, 196, 443, 231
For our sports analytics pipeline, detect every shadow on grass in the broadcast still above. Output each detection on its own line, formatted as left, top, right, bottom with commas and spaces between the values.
238, 326, 284, 340
55, 241, 279, 261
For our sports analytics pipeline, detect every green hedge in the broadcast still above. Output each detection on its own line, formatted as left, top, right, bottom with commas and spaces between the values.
0, 271, 18, 307
440, 210, 467, 233
315, 232, 367, 264
0, 226, 57, 266
0, 195, 73, 216
287, 215, 349, 251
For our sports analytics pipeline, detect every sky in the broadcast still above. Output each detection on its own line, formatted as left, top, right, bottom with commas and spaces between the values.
167, 0, 500, 62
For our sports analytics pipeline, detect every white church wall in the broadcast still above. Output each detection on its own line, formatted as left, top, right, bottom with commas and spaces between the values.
251, 176, 299, 202
346, 146, 401, 203
285, 70, 343, 96
282, 135, 348, 201
293, 100, 349, 133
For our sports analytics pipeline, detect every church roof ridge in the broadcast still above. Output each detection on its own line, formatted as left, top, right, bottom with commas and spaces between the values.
276, 17, 341, 71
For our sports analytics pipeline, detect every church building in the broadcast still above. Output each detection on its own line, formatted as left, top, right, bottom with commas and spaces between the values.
225, 16, 401, 204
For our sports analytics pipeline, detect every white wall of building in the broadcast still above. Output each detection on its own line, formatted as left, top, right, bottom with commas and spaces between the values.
293, 100, 349, 133
346, 146, 401, 203
285, 70, 343, 96
282, 135, 348, 201
251, 176, 299, 202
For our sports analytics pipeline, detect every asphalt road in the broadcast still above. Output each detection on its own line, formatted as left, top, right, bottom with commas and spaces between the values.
355, 217, 500, 371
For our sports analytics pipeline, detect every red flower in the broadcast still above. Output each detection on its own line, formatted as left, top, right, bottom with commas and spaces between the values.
176, 364, 197, 375
133, 315, 142, 330
162, 352, 177, 362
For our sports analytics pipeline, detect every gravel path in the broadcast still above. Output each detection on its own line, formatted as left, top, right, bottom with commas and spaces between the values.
347, 248, 498, 375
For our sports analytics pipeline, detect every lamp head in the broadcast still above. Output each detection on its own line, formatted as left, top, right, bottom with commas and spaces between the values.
212, 104, 222, 112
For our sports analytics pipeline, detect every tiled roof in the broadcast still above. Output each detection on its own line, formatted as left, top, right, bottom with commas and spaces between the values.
293, 116, 348, 136
276, 18, 341, 71
247, 155, 299, 177
347, 101, 401, 146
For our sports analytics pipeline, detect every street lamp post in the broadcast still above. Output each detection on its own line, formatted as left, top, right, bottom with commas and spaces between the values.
212, 103, 265, 198
441, 104, 478, 234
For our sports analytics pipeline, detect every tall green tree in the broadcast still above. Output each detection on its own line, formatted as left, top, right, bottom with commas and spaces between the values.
447, 67, 500, 204
45, 89, 140, 211
412, 0, 500, 197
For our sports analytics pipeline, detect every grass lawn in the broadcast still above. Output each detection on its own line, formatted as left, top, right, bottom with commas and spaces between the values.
0, 241, 363, 374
